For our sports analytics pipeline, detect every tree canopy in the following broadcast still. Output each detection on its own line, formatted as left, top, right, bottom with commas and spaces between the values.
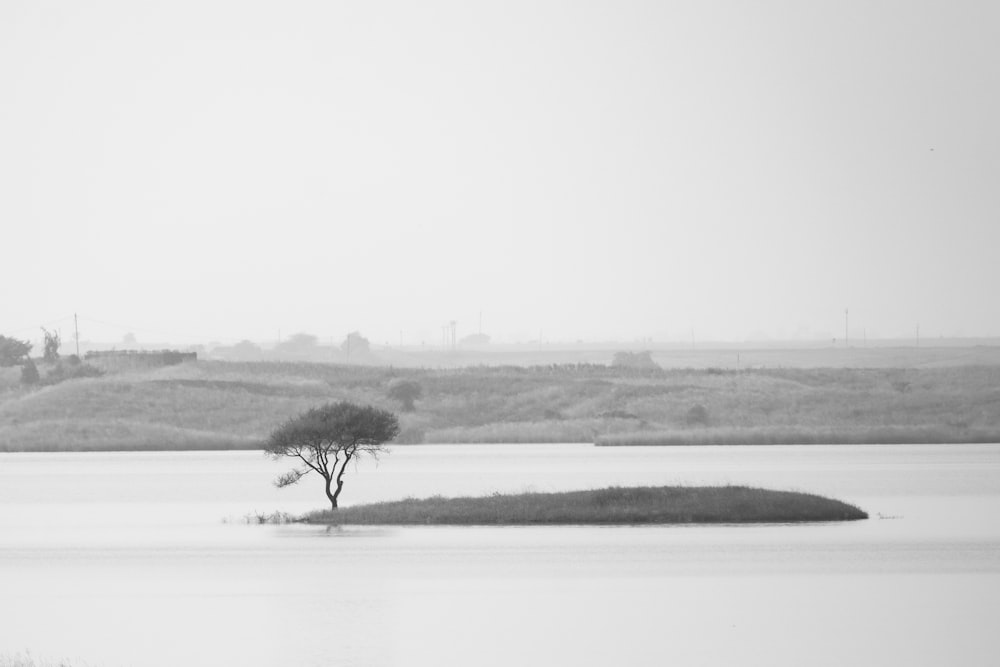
341, 331, 371, 362
265, 401, 400, 509
0, 335, 32, 367
273, 332, 319, 359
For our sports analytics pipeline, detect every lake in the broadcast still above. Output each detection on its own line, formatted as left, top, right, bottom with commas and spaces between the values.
1, 444, 999, 666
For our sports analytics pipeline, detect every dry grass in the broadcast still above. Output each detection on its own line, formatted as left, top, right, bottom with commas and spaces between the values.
0, 359, 998, 451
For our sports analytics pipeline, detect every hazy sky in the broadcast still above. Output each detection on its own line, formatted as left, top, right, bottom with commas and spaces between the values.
2, 1, 998, 345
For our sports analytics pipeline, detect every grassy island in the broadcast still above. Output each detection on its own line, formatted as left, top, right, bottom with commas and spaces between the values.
303, 486, 868, 525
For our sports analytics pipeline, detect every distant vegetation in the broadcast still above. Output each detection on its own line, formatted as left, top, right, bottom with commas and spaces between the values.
303, 486, 868, 525
0, 654, 81, 667
0, 335, 32, 367
0, 329, 102, 390
611, 350, 659, 369
1, 359, 999, 451
38, 358, 104, 386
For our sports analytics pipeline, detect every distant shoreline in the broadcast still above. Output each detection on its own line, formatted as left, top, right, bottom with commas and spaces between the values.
3, 437, 1000, 453
3, 359, 999, 452
301, 485, 868, 525
595, 427, 1000, 447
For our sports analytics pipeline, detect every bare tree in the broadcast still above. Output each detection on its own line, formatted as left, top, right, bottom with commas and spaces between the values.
41, 327, 60, 363
265, 402, 400, 510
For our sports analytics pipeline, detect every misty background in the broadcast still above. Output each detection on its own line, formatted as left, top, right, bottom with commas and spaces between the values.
2, 1, 997, 349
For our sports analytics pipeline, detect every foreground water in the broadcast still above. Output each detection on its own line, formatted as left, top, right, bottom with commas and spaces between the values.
1, 444, 998, 666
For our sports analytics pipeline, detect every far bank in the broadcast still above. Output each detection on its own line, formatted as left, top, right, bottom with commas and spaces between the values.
2, 359, 999, 451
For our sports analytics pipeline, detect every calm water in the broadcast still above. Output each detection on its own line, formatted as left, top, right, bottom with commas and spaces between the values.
1, 444, 999, 667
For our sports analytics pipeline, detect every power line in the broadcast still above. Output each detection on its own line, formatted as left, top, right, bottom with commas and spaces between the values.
4, 315, 76, 335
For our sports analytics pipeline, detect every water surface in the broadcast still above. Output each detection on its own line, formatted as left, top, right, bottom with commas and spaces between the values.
1, 444, 998, 666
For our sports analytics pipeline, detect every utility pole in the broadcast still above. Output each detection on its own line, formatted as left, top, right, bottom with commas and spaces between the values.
74, 313, 80, 358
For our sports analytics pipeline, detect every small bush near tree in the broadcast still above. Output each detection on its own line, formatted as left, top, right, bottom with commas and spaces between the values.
387, 379, 422, 411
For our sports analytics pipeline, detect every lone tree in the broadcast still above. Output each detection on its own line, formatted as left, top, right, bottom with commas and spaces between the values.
265, 401, 400, 510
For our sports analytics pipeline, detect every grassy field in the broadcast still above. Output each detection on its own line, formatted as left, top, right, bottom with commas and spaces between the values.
1, 353, 999, 451
303, 485, 868, 525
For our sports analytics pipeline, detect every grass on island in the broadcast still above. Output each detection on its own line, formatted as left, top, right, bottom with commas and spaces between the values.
303, 485, 868, 525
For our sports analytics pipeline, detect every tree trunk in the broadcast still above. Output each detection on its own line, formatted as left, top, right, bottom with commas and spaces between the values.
331, 478, 344, 509
325, 475, 338, 510
330, 451, 351, 510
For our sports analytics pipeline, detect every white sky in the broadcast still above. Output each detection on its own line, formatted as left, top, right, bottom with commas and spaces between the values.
2, 1, 998, 345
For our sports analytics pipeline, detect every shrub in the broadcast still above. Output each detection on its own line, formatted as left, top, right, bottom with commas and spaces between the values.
20, 359, 39, 385
387, 379, 422, 411
40, 360, 104, 386
685, 404, 709, 426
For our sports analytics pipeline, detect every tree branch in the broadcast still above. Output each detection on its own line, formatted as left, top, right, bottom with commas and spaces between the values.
294, 451, 324, 477
275, 469, 306, 488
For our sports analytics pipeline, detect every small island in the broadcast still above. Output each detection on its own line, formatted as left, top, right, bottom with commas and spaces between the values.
303, 485, 867, 525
